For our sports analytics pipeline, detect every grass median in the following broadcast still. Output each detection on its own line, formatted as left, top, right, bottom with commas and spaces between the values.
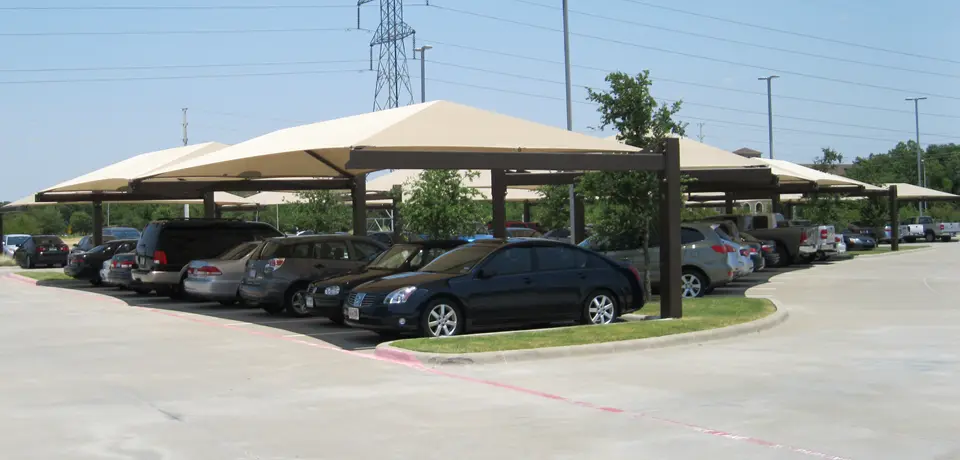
15, 271, 74, 282
392, 297, 776, 354
847, 244, 928, 257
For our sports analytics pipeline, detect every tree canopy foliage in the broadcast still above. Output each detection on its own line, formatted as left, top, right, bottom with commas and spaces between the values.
288, 190, 351, 234
401, 170, 486, 239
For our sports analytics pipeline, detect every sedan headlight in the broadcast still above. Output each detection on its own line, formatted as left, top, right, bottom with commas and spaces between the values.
324, 285, 341, 296
385, 286, 417, 304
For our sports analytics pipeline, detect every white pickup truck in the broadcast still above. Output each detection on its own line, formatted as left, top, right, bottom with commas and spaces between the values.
898, 216, 960, 243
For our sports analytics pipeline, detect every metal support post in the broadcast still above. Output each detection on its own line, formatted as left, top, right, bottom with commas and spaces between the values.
92, 202, 104, 246
659, 138, 682, 319
491, 169, 507, 239
351, 174, 368, 236
889, 185, 900, 251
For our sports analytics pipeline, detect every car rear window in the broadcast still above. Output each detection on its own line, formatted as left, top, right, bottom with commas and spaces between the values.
215, 241, 260, 260
6, 236, 28, 246
34, 237, 64, 246
139, 222, 281, 265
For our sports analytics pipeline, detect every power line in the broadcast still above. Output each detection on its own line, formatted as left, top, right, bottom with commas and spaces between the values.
420, 38, 960, 120
612, 0, 960, 66
0, 4, 363, 11
414, 73, 930, 145
427, 59, 960, 140
0, 68, 369, 85
0, 27, 371, 37
0, 59, 368, 73
429, 4, 960, 101
508, 0, 960, 80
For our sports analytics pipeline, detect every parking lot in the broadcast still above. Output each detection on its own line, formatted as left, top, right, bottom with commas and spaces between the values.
1, 242, 957, 460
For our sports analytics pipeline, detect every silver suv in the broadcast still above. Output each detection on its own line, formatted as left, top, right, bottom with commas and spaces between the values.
579, 223, 734, 298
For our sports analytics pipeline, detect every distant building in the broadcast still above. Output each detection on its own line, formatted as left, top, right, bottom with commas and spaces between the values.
733, 147, 763, 158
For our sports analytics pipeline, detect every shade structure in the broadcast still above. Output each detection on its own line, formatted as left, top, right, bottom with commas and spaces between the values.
42, 142, 230, 193
881, 183, 960, 201
1, 190, 249, 213
136, 100, 642, 184
243, 191, 304, 206
606, 135, 768, 171
756, 159, 883, 190
366, 169, 542, 202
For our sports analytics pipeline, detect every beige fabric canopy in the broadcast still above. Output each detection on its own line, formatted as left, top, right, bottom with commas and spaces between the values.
605, 135, 771, 171
756, 159, 883, 190
137, 101, 641, 182
882, 183, 960, 200
243, 191, 304, 206
43, 142, 229, 193
366, 169, 542, 202
1, 191, 249, 211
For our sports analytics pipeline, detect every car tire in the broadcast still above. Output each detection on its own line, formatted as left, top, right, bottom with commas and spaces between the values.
261, 304, 285, 315
285, 285, 311, 317
218, 299, 237, 306
925, 232, 936, 243
90, 278, 102, 287
133, 287, 152, 295
941, 236, 952, 242
905, 237, 917, 243
581, 290, 618, 325
25, 255, 34, 269
774, 245, 790, 268
327, 312, 346, 325
680, 268, 707, 298
420, 298, 464, 338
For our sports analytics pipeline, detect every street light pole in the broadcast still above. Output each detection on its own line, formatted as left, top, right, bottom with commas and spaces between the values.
906, 96, 927, 215
758, 76, 779, 159
561, 0, 581, 244
414, 45, 432, 103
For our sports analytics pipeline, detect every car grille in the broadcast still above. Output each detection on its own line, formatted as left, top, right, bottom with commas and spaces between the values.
345, 292, 382, 308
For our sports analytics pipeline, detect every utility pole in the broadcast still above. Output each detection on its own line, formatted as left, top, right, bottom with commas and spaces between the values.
182, 107, 190, 219
758, 76, 779, 159
359, 0, 416, 110
697, 122, 705, 142
561, 0, 581, 244
414, 44, 432, 103
906, 97, 927, 215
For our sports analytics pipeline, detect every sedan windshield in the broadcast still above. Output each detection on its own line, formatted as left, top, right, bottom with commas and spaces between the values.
366, 244, 418, 270
6, 236, 28, 246
419, 244, 497, 274
108, 229, 141, 239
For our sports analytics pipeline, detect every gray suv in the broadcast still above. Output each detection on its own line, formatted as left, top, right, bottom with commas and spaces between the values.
579, 223, 734, 298
239, 234, 388, 315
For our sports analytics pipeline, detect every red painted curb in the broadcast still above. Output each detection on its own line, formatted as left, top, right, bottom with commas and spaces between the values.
5, 273, 38, 285
373, 345, 422, 364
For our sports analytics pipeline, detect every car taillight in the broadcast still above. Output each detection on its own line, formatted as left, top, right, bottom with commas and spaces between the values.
194, 266, 222, 277
724, 244, 735, 253
820, 229, 828, 239
38, 246, 47, 252
800, 232, 808, 244
940, 224, 945, 230
265, 258, 285, 273
835, 235, 842, 243
711, 245, 726, 254
739, 248, 749, 257
59, 244, 69, 252
111, 260, 118, 268
628, 265, 642, 284
153, 250, 167, 265
749, 247, 758, 254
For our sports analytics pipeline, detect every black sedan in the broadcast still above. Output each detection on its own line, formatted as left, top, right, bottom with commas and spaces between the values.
14, 235, 71, 268
301, 240, 466, 322
344, 239, 643, 337
64, 239, 137, 285
843, 232, 877, 250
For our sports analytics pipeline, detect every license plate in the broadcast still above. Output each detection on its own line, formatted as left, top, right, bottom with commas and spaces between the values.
347, 307, 360, 321
248, 269, 256, 278
305, 297, 314, 308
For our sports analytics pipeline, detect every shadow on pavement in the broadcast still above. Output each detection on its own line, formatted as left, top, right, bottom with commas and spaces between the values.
33, 279, 385, 352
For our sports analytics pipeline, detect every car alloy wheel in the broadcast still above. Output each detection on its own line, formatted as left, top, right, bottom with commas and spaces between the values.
681, 273, 703, 298
289, 290, 309, 316
427, 303, 459, 337
587, 294, 616, 325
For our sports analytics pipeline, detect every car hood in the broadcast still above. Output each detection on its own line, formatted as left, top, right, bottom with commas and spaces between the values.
313, 268, 398, 289
353, 271, 459, 292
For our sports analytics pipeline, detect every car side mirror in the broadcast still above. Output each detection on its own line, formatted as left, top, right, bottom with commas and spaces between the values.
477, 268, 496, 279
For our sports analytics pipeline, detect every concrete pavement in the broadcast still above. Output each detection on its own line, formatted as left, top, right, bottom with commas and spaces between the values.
1, 243, 957, 459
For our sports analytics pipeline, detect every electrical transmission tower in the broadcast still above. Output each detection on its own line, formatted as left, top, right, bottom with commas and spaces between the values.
358, 0, 416, 111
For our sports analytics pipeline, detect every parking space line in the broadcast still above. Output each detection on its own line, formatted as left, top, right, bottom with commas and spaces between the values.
282, 331, 360, 338
229, 318, 317, 326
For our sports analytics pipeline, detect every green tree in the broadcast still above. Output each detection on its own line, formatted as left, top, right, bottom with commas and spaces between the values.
579, 70, 686, 297
69, 211, 93, 235
402, 170, 486, 239
535, 185, 571, 230
30, 207, 66, 234
4, 213, 41, 235
804, 148, 847, 225
289, 190, 351, 233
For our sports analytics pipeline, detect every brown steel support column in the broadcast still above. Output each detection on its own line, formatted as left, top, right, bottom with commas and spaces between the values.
572, 194, 585, 244
770, 194, 781, 215
522, 200, 532, 223
351, 174, 367, 236
214, 205, 223, 219
391, 185, 403, 239
659, 138, 682, 319
92, 201, 104, 246
723, 194, 734, 214
889, 185, 899, 251
0, 213, 5, 254
202, 192, 216, 218
787, 203, 796, 219
491, 169, 507, 238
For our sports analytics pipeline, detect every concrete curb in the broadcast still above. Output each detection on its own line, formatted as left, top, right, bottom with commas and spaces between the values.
850, 245, 935, 259
4, 273, 38, 285
374, 299, 789, 367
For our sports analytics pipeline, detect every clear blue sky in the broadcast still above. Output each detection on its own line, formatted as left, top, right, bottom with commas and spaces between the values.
1, 0, 958, 200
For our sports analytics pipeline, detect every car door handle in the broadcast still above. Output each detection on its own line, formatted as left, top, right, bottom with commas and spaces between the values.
522, 277, 532, 284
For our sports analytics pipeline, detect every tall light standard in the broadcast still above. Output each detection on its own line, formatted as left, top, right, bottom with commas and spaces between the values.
414, 44, 432, 103
758, 75, 779, 159
906, 96, 927, 214
561, 0, 580, 244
